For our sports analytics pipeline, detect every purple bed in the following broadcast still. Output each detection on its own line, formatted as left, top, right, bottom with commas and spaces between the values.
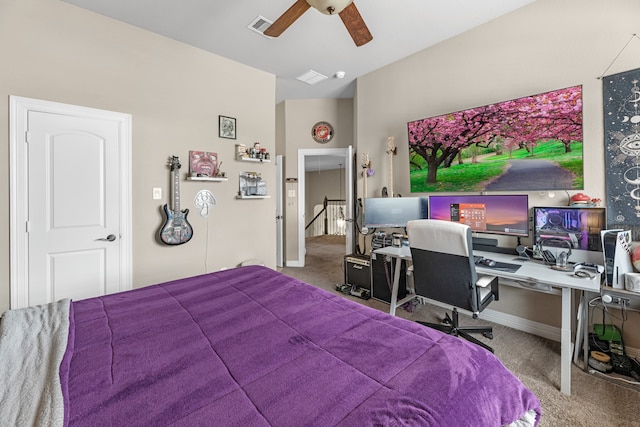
1, 265, 540, 426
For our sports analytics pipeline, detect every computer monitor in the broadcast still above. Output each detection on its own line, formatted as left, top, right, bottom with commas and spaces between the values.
533, 206, 606, 264
428, 194, 529, 238
363, 197, 428, 229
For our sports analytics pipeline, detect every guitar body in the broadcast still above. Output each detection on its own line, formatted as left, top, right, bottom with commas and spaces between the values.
159, 204, 193, 245
159, 155, 193, 245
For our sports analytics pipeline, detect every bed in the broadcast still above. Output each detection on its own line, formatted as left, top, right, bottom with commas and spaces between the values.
1, 265, 541, 426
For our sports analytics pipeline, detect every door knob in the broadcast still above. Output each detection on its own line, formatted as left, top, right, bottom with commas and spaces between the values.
97, 234, 117, 242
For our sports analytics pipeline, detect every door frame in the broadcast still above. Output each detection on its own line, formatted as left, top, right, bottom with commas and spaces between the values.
275, 155, 284, 268
294, 146, 353, 267
9, 96, 133, 309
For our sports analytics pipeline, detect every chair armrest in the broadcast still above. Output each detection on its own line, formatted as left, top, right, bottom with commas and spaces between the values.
477, 275, 499, 303
476, 275, 497, 288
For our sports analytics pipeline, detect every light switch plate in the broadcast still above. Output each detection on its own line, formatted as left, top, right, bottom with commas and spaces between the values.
153, 188, 162, 200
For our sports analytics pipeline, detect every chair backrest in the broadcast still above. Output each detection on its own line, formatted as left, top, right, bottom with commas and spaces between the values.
406, 219, 479, 312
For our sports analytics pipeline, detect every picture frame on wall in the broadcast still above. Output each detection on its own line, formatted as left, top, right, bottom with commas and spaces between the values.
219, 115, 236, 139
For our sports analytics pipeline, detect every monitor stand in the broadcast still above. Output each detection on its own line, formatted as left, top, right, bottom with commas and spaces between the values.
472, 237, 517, 255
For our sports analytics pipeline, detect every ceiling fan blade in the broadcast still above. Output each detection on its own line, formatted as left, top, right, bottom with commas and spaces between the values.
339, 2, 373, 47
264, 0, 311, 37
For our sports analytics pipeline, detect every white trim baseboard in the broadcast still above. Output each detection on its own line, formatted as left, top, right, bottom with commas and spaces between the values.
285, 260, 304, 267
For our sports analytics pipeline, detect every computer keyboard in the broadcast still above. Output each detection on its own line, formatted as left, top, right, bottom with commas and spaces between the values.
473, 255, 484, 264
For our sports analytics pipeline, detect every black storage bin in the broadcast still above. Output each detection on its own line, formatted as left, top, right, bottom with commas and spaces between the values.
371, 252, 407, 303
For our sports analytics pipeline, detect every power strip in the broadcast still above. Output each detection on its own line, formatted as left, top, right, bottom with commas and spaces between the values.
602, 294, 631, 305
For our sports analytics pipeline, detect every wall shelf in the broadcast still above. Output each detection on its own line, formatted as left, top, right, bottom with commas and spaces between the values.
237, 156, 270, 163
236, 195, 270, 200
186, 176, 228, 182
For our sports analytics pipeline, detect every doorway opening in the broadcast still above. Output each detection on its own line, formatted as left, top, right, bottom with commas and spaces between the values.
294, 147, 353, 267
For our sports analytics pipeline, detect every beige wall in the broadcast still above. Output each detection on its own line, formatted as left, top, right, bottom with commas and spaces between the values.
0, 0, 276, 314
355, 0, 640, 348
280, 98, 353, 263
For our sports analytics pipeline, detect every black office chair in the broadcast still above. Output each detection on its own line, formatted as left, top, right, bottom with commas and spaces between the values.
406, 219, 499, 352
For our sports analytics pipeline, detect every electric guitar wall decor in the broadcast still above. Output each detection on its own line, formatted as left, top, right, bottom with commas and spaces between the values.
159, 156, 193, 245
383, 136, 397, 197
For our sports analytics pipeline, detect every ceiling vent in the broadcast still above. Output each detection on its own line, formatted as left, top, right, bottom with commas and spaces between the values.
296, 70, 328, 85
248, 16, 274, 37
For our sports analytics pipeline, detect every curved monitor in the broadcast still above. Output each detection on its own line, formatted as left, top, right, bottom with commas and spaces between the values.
429, 194, 529, 238
364, 197, 428, 229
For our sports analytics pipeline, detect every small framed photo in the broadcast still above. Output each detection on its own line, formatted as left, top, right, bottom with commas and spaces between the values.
219, 115, 236, 139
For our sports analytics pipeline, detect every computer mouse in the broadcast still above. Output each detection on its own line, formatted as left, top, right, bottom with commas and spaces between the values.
482, 258, 496, 267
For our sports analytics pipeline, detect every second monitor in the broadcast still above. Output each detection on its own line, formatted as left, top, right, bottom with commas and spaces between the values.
364, 197, 428, 229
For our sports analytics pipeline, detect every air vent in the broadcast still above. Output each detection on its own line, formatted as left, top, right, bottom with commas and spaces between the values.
296, 70, 328, 85
248, 16, 273, 37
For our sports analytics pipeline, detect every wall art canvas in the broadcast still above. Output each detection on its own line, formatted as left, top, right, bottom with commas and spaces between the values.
407, 85, 583, 193
603, 68, 640, 236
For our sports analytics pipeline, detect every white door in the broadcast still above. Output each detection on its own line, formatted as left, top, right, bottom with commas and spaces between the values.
10, 97, 132, 308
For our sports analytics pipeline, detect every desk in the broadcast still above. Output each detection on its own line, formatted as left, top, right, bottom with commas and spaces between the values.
373, 246, 601, 396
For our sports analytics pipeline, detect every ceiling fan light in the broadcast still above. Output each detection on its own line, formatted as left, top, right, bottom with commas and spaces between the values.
306, 0, 354, 15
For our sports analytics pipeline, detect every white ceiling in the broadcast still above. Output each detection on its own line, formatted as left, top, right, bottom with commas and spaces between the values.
61, 0, 535, 104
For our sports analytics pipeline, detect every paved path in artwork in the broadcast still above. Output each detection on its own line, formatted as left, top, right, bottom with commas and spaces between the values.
484, 159, 574, 191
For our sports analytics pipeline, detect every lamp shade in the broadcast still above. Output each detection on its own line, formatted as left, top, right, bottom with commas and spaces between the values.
306, 0, 354, 15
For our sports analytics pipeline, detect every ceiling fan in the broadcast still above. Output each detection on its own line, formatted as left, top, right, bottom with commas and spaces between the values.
264, 0, 373, 47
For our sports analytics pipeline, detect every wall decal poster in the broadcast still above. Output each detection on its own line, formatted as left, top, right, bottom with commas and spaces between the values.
603, 67, 640, 237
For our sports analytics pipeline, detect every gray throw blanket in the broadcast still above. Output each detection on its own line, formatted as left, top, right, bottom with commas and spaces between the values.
0, 299, 71, 427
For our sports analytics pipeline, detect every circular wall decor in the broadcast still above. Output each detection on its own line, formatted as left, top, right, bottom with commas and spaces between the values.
311, 121, 334, 143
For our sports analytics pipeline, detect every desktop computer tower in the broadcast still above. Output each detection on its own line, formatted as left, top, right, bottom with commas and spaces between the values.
371, 252, 407, 303
344, 254, 371, 291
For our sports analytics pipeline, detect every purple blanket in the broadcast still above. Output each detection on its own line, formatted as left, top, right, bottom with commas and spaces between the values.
64, 266, 540, 426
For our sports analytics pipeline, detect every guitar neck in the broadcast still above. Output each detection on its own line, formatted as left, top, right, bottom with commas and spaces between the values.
386, 137, 395, 198
172, 168, 181, 212
363, 173, 367, 201
361, 153, 369, 206
387, 151, 394, 198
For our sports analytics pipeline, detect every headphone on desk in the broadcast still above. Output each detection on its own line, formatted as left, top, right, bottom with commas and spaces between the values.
540, 238, 572, 260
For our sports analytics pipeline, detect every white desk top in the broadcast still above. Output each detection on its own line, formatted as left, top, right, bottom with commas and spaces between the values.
373, 246, 601, 293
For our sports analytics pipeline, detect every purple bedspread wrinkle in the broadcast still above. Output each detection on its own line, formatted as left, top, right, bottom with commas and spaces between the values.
64, 265, 540, 426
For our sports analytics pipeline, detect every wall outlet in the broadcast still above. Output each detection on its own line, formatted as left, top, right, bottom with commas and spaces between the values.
153, 188, 162, 200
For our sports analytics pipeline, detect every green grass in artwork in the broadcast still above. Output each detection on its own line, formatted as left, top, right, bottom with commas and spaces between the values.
410, 140, 583, 193
410, 162, 506, 192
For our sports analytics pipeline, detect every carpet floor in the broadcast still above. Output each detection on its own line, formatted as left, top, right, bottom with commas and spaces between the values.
279, 235, 639, 427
